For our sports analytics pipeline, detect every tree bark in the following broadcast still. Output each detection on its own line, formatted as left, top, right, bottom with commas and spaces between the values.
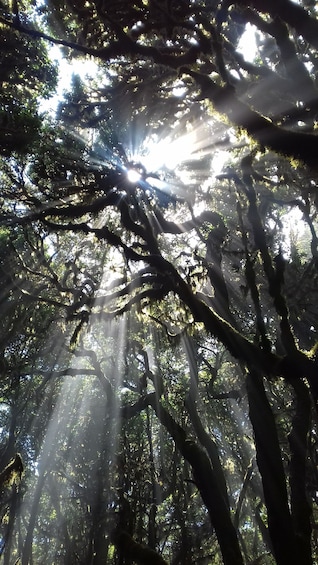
246, 371, 309, 565
288, 380, 312, 564
147, 393, 244, 565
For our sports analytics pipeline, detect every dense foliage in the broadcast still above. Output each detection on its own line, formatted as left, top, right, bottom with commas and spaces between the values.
1, 0, 318, 564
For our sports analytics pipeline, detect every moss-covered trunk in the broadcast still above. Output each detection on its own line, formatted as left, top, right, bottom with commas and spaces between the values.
247, 371, 312, 565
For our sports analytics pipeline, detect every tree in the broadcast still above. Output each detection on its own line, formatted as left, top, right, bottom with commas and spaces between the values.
0, 1, 57, 154
0, 0, 318, 564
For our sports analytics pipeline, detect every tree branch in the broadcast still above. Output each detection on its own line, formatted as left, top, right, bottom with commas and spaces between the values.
181, 68, 318, 169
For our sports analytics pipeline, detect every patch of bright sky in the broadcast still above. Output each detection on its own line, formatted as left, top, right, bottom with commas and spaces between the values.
140, 131, 198, 172
237, 23, 258, 63
282, 206, 306, 241
40, 45, 101, 114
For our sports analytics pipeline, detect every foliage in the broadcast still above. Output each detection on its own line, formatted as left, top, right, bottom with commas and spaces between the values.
0, 1, 318, 565
0, 1, 58, 154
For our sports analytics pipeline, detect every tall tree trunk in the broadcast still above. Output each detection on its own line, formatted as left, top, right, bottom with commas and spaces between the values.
147, 393, 244, 565
21, 469, 48, 565
22, 444, 56, 565
3, 484, 19, 565
288, 379, 312, 563
183, 334, 230, 508
246, 370, 311, 565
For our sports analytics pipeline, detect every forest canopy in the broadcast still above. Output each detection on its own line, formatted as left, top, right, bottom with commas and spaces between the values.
1, 1, 318, 564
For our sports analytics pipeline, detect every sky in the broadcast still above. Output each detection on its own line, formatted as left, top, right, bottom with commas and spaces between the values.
40, 45, 101, 114
40, 23, 259, 181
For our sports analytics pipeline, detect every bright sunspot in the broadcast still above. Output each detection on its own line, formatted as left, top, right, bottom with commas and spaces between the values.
126, 168, 142, 183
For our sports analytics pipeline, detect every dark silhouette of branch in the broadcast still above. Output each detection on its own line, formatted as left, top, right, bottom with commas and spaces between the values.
0, 15, 200, 68
236, 0, 318, 50
180, 68, 318, 169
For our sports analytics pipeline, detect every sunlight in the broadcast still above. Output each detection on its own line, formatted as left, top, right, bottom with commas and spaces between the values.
18, 317, 127, 560
140, 131, 200, 172
4, 0, 318, 562
131, 98, 237, 186
211, 150, 231, 176
40, 44, 234, 198
126, 167, 142, 183
281, 205, 309, 258
237, 23, 258, 62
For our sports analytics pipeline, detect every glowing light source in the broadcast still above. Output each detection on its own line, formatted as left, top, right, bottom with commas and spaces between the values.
126, 168, 142, 183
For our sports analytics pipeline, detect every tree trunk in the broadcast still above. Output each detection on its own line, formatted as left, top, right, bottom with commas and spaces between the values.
246, 370, 310, 565
288, 379, 312, 564
147, 393, 244, 565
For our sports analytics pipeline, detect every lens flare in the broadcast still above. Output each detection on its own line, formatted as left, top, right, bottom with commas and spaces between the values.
126, 168, 142, 183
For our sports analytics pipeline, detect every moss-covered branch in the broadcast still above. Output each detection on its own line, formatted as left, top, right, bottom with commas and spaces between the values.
181, 69, 318, 169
